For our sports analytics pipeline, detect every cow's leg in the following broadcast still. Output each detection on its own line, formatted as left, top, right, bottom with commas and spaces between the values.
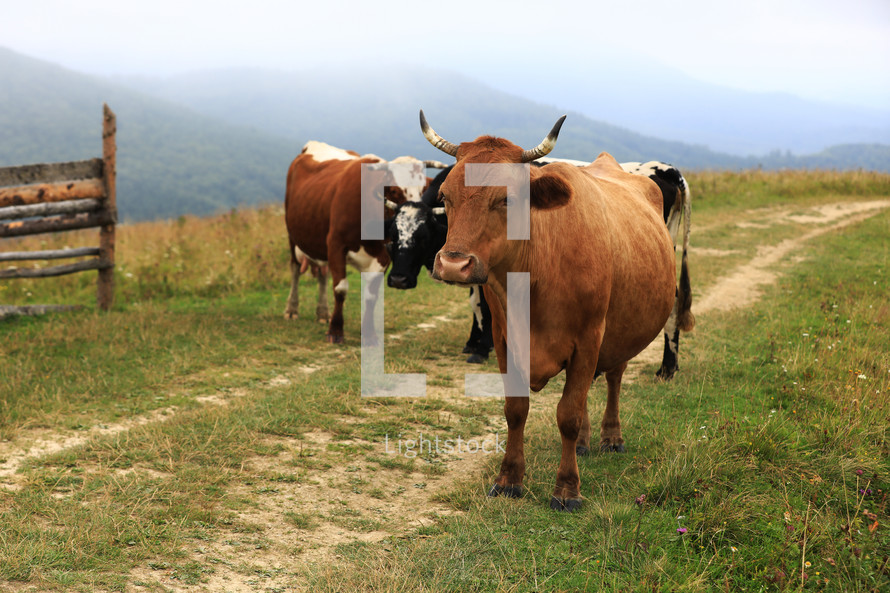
464, 286, 491, 364
463, 287, 482, 354
315, 264, 330, 323
656, 290, 680, 380
656, 326, 680, 380
328, 286, 346, 343
475, 289, 494, 359
284, 250, 304, 320
326, 246, 348, 344
600, 362, 628, 453
489, 395, 528, 499
551, 359, 598, 512
360, 270, 383, 347
576, 408, 592, 457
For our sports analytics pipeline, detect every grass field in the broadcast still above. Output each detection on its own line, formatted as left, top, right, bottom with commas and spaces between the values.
1, 169, 889, 592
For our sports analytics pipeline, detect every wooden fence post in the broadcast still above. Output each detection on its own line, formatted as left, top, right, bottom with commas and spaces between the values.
0, 104, 117, 316
97, 104, 117, 311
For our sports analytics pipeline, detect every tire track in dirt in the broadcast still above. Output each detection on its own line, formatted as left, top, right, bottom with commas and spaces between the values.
0, 406, 180, 491
628, 199, 890, 375
0, 375, 307, 491
0, 343, 356, 492
131, 362, 507, 593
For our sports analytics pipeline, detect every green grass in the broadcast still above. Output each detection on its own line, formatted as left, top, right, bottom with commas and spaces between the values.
1, 170, 889, 591
306, 207, 890, 592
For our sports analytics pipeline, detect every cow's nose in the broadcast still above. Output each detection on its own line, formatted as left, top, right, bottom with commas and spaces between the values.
434, 251, 475, 283
388, 274, 411, 289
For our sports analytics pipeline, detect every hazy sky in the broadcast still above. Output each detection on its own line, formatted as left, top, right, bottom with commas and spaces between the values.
2, 0, 888, 109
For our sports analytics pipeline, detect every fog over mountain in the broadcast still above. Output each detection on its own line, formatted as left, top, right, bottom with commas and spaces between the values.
1, 47, 888, 222
115, 61, 890, 162
482, 57, 890, 156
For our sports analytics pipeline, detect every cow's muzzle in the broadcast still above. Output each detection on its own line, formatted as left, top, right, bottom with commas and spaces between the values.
387, 273, 416, 290
432, 251, 486, 285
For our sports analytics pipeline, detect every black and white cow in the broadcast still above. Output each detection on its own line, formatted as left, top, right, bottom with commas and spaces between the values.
385, 166, 448, 290
385, 159, 693, 377
463, 284, 493, 363
619, 161, 694, 379
385, 166, 494, 363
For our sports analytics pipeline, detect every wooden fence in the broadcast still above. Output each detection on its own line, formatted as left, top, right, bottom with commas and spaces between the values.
0, 104, 117, 312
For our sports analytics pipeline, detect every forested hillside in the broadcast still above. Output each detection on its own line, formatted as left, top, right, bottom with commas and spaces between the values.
0, 48, 293, 222
2, 47, 888, 222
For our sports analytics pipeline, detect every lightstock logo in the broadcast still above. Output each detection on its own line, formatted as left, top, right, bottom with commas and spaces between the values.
359, 161, 531, 399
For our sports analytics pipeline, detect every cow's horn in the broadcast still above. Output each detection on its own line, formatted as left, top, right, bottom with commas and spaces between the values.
420, 110, 459, 157
520, 115, 567, 163
423, 159, 451, 169
431, 207, 446, 216
385, 199, 399, 210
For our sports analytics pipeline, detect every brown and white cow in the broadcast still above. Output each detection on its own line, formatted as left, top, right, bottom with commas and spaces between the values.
421, 111, 684, 511
283, 141, 425, 343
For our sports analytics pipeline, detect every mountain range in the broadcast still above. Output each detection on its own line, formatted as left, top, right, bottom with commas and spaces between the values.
1, 47, 887, 222
482, 57, 890, 156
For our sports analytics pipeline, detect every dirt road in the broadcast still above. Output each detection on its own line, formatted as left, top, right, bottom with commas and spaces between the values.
2, 199, 888, 592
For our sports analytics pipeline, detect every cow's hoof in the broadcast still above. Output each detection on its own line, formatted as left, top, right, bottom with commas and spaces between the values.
576, 445, 591, 456
655, 366, 677, 381
549, 497, 583, 512
326, 334, 344, 344
466, 353, 488, 364
599, 442, 626, 453
462, 344, 474, 354
284, 311, 298, 320
488, 484, 522, 498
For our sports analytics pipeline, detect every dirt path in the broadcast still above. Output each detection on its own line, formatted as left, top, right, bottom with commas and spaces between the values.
0, 407, 178, 490
119, 360, 507, 592
141, 198, 890, 592
2, 199, 888, 592
628, 199, 890, 373
1, 296, 499, 592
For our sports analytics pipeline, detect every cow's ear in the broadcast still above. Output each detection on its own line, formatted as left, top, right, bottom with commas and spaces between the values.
530, 172, 572, 210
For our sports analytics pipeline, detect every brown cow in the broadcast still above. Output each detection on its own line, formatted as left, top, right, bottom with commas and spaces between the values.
284, 141, 425, 342
421, 111, 681, 511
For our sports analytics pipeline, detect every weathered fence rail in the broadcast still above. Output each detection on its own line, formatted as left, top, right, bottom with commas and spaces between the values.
0, 104, 117, 311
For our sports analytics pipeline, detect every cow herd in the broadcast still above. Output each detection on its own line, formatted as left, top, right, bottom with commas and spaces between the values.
283, 112, 694, 511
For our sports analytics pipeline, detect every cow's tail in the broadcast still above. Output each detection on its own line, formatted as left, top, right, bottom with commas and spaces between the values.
675, 177, 695, 332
